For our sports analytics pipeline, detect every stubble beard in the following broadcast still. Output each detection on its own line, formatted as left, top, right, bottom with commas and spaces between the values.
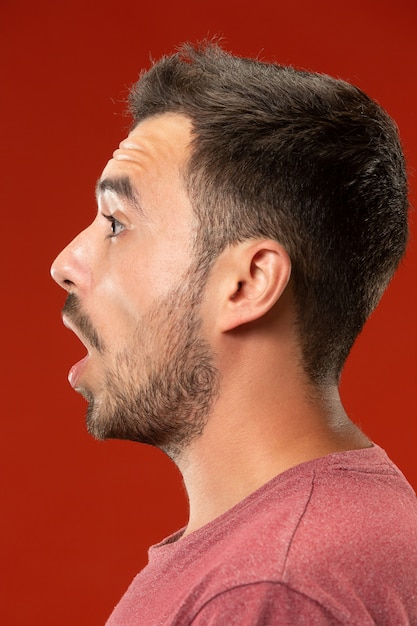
84, 278, 220, 462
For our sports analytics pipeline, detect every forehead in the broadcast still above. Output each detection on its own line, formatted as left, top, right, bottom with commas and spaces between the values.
101, 113, 194, 183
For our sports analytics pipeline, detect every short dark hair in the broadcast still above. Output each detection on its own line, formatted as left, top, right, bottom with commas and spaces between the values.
128, 41, 409, 384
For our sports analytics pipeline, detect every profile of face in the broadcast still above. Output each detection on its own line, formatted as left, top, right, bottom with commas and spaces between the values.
51, 114, 219, 460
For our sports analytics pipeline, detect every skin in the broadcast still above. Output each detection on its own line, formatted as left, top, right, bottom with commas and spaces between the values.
51, 114, 220, 457
51, 112, 371, 537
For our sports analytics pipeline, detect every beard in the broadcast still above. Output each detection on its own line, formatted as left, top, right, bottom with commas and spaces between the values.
63, 274, 220, 462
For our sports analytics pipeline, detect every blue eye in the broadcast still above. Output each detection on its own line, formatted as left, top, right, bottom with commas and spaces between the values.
104, 214, 125, 237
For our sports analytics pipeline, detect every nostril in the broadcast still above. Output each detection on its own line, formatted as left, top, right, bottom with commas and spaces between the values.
50, 226, 91, 291
59, 277, 76, 292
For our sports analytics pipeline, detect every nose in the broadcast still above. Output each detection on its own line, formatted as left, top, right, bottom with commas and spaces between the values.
50, 226, 93, 292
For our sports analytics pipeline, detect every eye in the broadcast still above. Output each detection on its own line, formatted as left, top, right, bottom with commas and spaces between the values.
103, 214, 125, 237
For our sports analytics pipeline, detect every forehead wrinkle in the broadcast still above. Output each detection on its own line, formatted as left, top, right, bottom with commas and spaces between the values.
95, 176, 144, 216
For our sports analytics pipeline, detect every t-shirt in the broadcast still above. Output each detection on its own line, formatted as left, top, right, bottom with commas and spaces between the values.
106, 446, 417, 625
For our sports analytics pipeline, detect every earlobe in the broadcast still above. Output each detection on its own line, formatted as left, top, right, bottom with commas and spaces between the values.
220, 240, 291, 332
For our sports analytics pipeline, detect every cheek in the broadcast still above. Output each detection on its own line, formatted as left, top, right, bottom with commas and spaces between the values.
93, 276, 145, 343
91, 227, 195, 335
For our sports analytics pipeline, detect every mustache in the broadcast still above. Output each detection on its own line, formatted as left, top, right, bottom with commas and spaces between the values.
62, 293, 104, 353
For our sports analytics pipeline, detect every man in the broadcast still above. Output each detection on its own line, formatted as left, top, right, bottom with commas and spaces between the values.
51, 42, 417, 624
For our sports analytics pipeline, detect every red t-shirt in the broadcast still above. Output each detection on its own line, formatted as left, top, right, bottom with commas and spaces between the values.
106, 446, 417, 624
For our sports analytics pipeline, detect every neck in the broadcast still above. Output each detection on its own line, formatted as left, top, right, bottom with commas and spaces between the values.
177, 378, 370, 537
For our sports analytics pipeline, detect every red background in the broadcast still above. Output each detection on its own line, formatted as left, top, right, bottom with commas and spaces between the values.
1, 1, 416, 624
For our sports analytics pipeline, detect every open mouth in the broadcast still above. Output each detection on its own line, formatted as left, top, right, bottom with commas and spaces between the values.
62, 314, 91, 389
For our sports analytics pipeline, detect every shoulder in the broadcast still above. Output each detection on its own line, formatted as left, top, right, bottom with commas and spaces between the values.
206, 445, 417, 572
186, 581, 345, 625
182, 446, 417, 623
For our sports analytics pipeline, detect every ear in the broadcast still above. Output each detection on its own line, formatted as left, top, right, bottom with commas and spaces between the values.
219, 239, 291, 332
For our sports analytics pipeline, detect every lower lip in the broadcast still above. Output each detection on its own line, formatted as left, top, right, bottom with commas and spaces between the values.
68, 355, 89, 389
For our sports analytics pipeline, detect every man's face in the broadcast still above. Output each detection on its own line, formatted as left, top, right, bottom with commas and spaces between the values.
51, 114, 219, 460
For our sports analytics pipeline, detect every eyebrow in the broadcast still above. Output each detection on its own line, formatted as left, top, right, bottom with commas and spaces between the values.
95, 176, 143, 214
